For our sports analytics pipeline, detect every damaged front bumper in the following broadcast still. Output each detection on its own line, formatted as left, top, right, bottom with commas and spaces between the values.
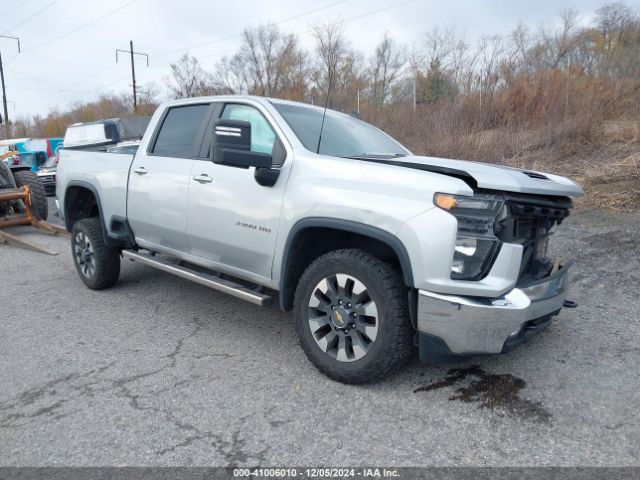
417, 262, 572, 363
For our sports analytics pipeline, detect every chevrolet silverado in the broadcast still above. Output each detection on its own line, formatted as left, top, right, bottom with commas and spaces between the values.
56, 96, 583, 383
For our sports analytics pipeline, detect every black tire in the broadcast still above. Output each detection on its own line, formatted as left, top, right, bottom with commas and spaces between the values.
13, 170, 48, 221
71, 218, 120, 290
294, 249, 414, 384
0, 162, 16, 216
0, 161, 16, 189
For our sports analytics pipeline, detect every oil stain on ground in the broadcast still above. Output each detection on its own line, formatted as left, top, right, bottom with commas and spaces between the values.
414, 365, 552, 423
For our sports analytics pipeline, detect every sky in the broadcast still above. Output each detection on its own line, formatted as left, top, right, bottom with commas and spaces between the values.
0, 0, 637, 119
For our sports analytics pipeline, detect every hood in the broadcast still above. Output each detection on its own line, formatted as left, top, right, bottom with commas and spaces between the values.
37, 167, 57, 175
360, 155, 583, 198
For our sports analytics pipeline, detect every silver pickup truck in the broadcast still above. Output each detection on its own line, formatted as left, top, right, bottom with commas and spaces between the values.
56, 96, 583, 383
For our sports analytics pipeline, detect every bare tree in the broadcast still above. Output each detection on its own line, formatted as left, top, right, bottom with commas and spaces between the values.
234, 24, 307, 99
475, 35, 506, 97
136, 82, 161, 116
368, 32, 406, 106
420, 27, 478, 93
214, 24, 306, 99
310, 21, 347, 91
214, 54, 248, 94
594, 2, 640, 77
309, 21, 363, 110
549, 8, 581, 69
164, 53, 216, 99
515, 9, 583, 73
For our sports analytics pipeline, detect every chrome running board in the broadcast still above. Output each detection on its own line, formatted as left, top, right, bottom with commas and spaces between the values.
122, 249, 272, 306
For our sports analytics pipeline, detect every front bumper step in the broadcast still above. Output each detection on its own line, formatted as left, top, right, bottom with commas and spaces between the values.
419, 313, 556, 363
417, 263, 572, 363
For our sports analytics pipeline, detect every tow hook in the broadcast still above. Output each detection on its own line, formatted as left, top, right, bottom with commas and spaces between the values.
563, 299, 578, 308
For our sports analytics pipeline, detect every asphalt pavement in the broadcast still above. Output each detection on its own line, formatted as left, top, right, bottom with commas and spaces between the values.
0, 198, 638, 466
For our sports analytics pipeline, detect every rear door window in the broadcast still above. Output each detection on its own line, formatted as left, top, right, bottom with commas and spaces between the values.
152, 104, 210, 157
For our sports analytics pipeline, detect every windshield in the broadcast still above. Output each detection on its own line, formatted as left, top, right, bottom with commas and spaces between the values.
18, 153, 35, 166
271, 102, 409, 158
43, 157, 57, 168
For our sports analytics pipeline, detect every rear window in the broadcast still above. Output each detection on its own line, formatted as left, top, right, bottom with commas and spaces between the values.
152, 105, 209, 157
64, 124, 108, 148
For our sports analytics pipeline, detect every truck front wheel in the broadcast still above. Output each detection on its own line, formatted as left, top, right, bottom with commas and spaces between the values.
71, 218, 120, 290
294, 249, 414, 384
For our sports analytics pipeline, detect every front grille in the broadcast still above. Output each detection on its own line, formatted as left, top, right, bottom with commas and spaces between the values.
495, 194, 571, 283
38, 175, 56, 194
39, 175, 55, 186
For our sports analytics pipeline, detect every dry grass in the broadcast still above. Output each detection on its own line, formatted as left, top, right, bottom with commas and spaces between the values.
575, 179, 640, 212
365, 72, 640, 212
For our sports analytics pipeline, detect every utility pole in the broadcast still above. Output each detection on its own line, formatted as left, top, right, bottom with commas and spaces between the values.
116, 41, 148, 114
129, 40, 136, 112
0, 35, 20, 139
0, 51, 8, 139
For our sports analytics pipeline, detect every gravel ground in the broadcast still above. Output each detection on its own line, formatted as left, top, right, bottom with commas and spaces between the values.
0, 199, 638, 466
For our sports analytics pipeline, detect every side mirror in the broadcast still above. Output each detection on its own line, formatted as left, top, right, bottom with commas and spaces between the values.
212, 119, 273, 169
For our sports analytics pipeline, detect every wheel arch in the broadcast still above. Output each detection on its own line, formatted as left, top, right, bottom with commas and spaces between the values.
64, 181, 135, 248
64, 181, 104, 231
278, 217, 414, 311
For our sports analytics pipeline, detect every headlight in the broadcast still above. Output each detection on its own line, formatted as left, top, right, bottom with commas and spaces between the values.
435, 194, 502, 212
451, 237, 499, 279
435, 193, 505, 280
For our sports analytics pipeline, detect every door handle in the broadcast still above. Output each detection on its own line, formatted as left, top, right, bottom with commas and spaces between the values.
133, 166, 148, 175
193, 174, 213, 184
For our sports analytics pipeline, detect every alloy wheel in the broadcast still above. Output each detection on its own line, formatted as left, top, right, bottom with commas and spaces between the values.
307, 273, 379, 362
74, 231, 95, 278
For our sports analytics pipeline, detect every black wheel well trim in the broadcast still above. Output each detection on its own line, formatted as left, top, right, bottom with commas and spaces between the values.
278, 217, 415, 310
64, 181, 130, 248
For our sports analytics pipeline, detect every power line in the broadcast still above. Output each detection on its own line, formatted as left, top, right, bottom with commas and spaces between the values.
18, 64, 128, 110
137, 0, 419, 95
66, 64, 117, 89
199, 47, 240, 61
95, 75, 131, 91
7, 0, 62, 32
1, 0, 39, 17
337, 0, 417, 25
171, 0, 419, 64
18, 0, 418, 114
151, 0, 350, 59
6, 64, 64, 91
23, 0, 139, 53
20, 67, 129, 110
116, 41, 148, 112
6, 85, 92, 94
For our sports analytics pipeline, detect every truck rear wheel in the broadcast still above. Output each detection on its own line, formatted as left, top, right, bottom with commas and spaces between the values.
0, 161, 16, 189
13, 170, 48, 221
71, 218, 120, 290
294, 249, 414, 384
0, 162, 17, 216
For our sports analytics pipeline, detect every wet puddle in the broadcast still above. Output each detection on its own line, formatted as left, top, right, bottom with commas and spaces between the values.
414, 365, 552, 423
